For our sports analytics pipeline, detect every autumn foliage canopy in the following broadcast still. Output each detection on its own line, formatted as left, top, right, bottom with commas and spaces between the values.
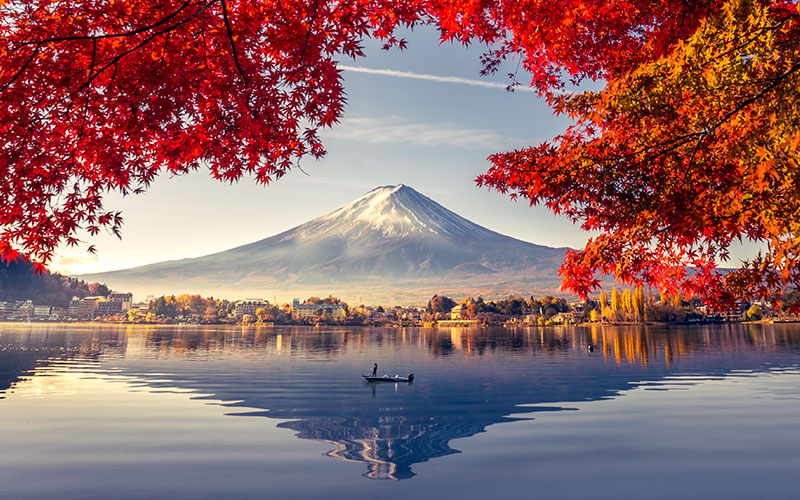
1, 0, 798, 308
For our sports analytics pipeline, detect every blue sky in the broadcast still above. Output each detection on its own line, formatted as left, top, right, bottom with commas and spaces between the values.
51, 26, 755, 275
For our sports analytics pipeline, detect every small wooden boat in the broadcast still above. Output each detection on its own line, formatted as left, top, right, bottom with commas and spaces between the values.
362, 373, 414, 383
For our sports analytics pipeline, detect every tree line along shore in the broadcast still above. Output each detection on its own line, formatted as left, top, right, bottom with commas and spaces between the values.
3, 289, 798, 327
2, 257, 798, 326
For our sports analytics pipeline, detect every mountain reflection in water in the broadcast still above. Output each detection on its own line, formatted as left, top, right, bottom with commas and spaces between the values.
2, 323, 800, 480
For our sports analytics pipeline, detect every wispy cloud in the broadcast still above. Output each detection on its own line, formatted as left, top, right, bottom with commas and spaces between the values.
339, 65, 536, 93
324, 116, 529, 150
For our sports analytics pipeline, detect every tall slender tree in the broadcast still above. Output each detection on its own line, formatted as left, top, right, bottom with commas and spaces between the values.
611, 287, 621, 321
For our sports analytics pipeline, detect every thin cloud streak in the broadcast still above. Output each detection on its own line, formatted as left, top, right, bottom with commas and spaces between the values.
324, 117, 529, 150
339, 65, 537, 93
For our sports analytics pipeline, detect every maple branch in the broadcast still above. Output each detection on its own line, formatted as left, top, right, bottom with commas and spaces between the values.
678, 57, 800, 178
3, 2, 221, 181
608, 130, 700, 164
62, 3, 218, 102
221, 0, 248, 88
274, 0, 297, 33
287, 0, 321, 83
609, 56, 800, 181
2, 0, 218, 97
707, 59, 800, 136
4, 1, 218, 102
0, 43, 40, 92
13, 0, 198, 47
712, 17, 792, 61
77, 39, 99, 147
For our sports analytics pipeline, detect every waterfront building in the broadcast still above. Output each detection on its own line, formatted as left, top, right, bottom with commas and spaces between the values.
77, 296, 105, 319
108, 293, 133, 311
234, 299, 270, 317
291, 299, 346, 320
68, 297, 81, 317
0, 301, 12, 319
96, 301, 122, 316
33, 305, 52, 318
10, 301, 33, 321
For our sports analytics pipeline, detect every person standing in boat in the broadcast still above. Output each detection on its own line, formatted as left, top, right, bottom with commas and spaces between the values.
371, 363, 377, 377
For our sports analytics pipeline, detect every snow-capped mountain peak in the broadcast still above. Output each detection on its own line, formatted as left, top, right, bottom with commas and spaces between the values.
82, 184, 568, 302
309, 184, 492, 238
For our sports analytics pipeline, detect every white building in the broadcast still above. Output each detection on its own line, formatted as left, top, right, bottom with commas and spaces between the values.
234, 299, 270, 317
292, 299, 346, 320
33, 305, 52, 318
450, 304, 464, 320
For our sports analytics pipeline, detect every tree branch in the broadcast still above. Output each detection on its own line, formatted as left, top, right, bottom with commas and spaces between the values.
0, 43, 41, 92
221, 0, 248, 88
2, 0, 217, 95
14, 0, 197, 47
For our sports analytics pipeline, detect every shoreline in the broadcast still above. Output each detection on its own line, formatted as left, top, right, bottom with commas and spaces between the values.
2, 318, 798, 328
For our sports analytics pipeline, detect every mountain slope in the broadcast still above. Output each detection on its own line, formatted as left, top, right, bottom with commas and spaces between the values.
81, 185, 570, 302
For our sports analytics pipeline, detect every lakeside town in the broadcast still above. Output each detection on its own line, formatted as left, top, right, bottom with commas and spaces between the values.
2, 284, 798, 327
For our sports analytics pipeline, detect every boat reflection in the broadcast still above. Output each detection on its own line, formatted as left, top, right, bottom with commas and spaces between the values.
1, 323, 800, 479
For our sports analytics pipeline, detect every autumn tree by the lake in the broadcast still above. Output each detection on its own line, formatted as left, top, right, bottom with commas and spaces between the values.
1, 0, 798, 307
146, 293, 234, 321
427, 294, 456, 315
476, 0, 800, 308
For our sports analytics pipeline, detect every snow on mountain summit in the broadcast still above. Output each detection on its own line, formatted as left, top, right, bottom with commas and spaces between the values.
305, 184, 493, 239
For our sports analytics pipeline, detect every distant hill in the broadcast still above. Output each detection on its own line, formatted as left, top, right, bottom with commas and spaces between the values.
81, 185, 571, 303
1, 258, 109, 307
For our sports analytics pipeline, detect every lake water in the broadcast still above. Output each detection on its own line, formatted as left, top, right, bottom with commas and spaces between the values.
1, 323, 799, 499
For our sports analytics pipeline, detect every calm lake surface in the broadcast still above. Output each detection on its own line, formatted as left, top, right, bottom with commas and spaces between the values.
1, 323, 799, 499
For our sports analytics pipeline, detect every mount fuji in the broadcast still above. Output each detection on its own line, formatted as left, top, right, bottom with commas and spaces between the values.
81, 185, 571, 303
